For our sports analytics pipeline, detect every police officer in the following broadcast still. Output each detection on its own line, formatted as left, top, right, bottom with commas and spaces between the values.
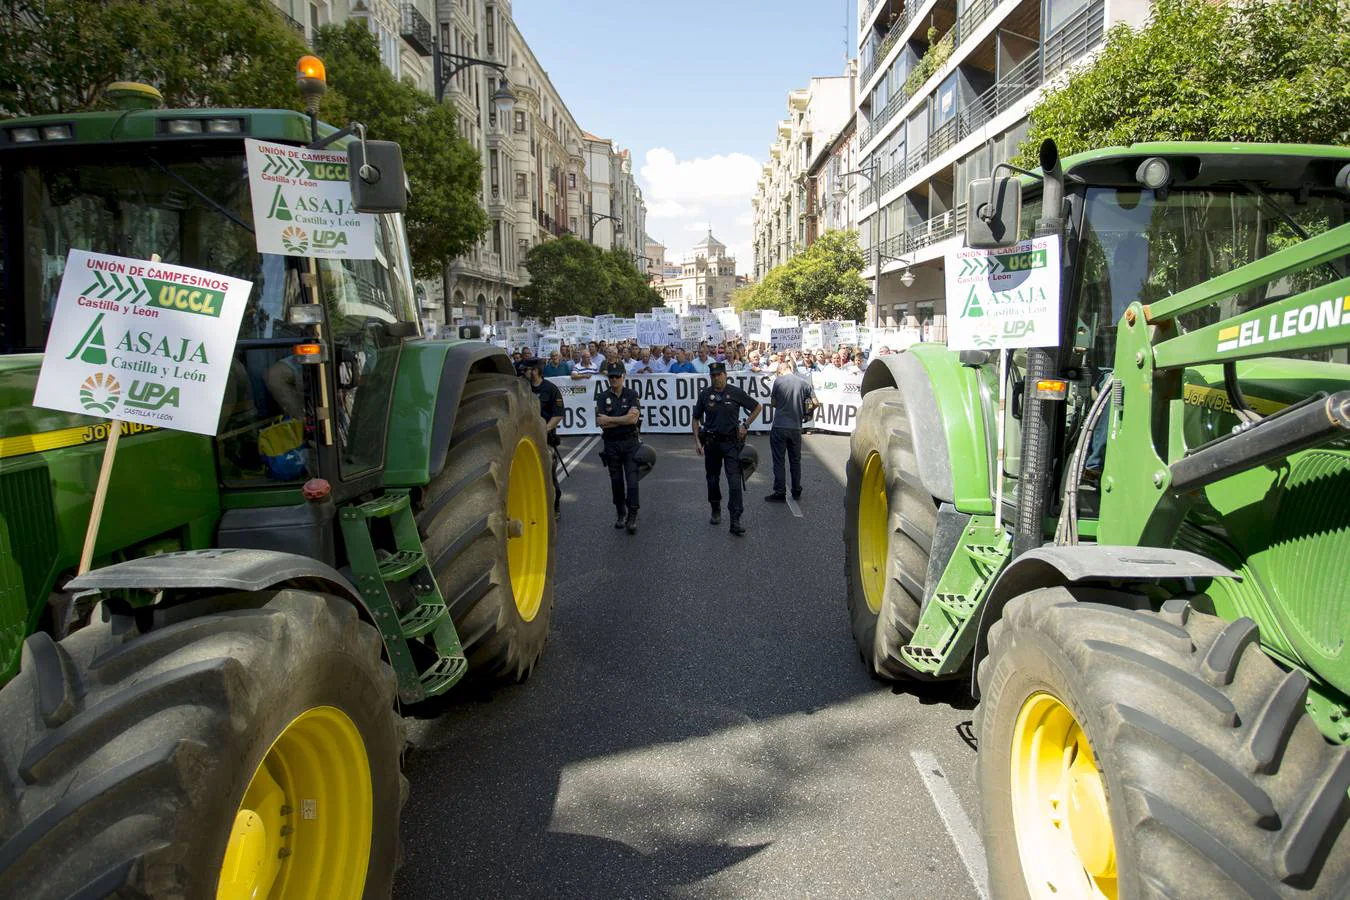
692, 361, 762, 535
597, 361, 642, 534
522, 357, 564, 519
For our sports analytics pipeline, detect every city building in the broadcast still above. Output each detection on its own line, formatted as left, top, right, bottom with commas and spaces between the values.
751, 71, 855, 280
644, 236, 667, 280
852, 0, 1150, 340
806, 114, 859, 245
660, 232, 738, 315
266, 1, 436, 94
582, 135, 648, 261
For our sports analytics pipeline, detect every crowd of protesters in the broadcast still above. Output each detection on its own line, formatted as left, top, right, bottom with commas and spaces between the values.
511, 337, 895, 380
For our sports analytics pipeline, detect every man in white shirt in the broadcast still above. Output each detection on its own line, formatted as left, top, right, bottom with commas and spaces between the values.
571, 352, 599, 379
690, 348, 712, 374
648, 347, 671, 373
623, 347, 646, 376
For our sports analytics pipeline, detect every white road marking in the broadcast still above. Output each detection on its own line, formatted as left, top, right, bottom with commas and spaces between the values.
785, 494, 803, 518
557, 435, 601, 484
911, 750, 989, 899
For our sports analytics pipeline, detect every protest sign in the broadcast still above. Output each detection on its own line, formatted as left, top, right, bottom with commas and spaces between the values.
802, 323, 823, 351
808, 370, 863, 433
610, 318, 638, 342
34, 250, 253, 436
770, 325, 802, 352
636, 319, 668, 347
837, 321, 858, 346
856, 325, 872, 349
945, 236, 1061, 351
245, 138, 376, 260
538, 332, 562, 355
679, 317, 705, 341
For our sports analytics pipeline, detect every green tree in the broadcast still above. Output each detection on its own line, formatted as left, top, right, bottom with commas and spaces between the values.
599, 248, 663, 318
0, 0, 310, 115
1017, 0, 1350, 166
517, 236, 609, 322
315, 22, 487, 278
738, 231, 868, 321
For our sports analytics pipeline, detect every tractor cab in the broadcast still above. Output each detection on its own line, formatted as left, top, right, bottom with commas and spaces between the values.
967, 142, 1350, 533
0, 79, 418, 509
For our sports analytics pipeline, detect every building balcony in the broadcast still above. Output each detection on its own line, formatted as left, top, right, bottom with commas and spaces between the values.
399, 3, 433, 57
866, 204, 968, 270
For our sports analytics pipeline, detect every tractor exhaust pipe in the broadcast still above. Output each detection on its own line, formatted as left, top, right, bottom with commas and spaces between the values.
1014, 140, 1068, 558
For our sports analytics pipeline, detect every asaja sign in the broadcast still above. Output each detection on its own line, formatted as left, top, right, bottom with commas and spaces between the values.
945, 236, 1061, 351
33, 250, 252, 436
245, 138, 377, 260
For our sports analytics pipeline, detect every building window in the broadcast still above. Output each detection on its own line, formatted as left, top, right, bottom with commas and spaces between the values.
489, 150, 499, 198
515, 172, 528, 199
570, 217, 578, 233
514, 110, 526, 133
568, 172, 577, 189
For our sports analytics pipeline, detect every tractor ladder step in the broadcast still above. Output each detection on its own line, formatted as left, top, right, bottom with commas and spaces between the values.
377, 549, 427, 582
398, 600, 449, 638
419, 655, 469, 695
354, 493, 410, 519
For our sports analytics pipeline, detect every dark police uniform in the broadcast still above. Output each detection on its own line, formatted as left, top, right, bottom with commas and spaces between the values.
525, 358, 565, 515
694, 364, 759, 527
597, 362, 642, 527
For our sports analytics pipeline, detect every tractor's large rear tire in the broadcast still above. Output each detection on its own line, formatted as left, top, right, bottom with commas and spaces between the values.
0, 589, 402, 899
418, 373, 555, 684
844, 387, 937, 679
976, 588, 1350, 899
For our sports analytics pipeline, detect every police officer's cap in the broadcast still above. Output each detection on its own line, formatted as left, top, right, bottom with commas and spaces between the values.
635, 443, 657, 480
708, 361, 727, 375
605, 362, 625, 377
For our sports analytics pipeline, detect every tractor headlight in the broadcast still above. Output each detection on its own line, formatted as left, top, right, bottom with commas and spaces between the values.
9, 127, 40, 143
40, 124, 73, 141
1135, 157, 1171, 191
164, 119, 204, 135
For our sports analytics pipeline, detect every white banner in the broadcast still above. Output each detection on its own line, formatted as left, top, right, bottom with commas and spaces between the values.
33, 250, 251, 436
245, 138, 377, 260
945, 236, 1061, 351
547, 371, 862, 436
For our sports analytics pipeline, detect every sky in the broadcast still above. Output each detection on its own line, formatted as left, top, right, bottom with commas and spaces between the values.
513, 1, 857, 275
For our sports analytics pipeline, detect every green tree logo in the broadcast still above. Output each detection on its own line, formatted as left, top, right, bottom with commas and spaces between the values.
65, 313, 108, 364
78, 372, 121, 414
268, 184, 293, 221
960, 285, 985, 319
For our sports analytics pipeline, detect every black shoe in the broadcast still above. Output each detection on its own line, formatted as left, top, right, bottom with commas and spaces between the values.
729, 517, 746, 536
614, 509, 626, 529
765, 493, 786, 503
791, 491, 802, 500
625, 509, 638, 534
710, 506, 721, 525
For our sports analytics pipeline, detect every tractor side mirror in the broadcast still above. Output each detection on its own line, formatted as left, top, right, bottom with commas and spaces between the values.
458, 325, 482, 340
348, 140, 407, 214
967, 175, 1021, 249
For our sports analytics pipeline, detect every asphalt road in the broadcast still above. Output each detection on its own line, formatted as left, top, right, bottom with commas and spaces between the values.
396, 432, 984, 900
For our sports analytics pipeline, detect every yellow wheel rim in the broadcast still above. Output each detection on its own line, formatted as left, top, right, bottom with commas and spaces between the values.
506, 436, 548, 622
858, 450, 889, 615
1010, 692, 1118, 900
217, 706, 372, 900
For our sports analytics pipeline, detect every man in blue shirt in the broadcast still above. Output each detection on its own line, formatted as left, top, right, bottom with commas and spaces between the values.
541, 351, 571, 378
668, 350, 696, 374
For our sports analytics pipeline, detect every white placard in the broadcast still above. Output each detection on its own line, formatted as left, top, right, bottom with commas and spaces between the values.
857, 325, 872, 349
945, 236, 1062, 351
802, 323, 823, 351
245, 138, 377, 260
538, 333, 562, 355
33, 250, 252, 436
610, 318, 638, 342
680, 319, 706, 341
770, 326, 802, 352
635, 320, 668, 347
837, 321, 858, 346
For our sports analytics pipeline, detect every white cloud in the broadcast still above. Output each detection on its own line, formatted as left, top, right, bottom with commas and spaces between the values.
638, 147, 760, 276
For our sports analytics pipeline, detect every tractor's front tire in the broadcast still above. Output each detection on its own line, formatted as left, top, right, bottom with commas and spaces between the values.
0, 589, 402, 899
844, 387, 936, 679
418, 373, 555, 684
976, 588, 1350, 899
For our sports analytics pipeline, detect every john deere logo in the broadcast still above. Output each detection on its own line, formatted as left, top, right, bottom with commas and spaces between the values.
281, 226, 309, 253
79, 372, 121, 414
67, 313, 108, 364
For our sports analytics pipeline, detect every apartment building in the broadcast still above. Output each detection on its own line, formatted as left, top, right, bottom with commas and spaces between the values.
806, 117, 859, 245
582, 135, 648, 262
853, 0, 1151, 339
751, 72, 855, 280
267, 1, 436, 94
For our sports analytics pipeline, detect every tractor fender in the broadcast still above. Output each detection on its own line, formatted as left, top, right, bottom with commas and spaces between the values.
969, 545, 1237, 697
861, 347, 993, 510
66, 548, 366, 611
383, 339, 516, 486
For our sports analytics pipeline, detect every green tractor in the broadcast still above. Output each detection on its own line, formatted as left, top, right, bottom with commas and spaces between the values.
845, 140, 1349, 897
0, 78, 555, 897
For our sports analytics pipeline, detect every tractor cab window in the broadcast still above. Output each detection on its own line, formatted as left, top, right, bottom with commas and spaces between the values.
316, 213, 419, 478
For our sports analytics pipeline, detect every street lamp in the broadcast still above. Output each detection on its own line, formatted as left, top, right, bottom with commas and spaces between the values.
432, 37, 517, 115
587, 207, 623, 247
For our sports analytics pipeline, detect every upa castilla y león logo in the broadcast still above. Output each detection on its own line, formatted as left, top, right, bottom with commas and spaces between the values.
281, 225, 309, 253
79, 372, 121, 414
